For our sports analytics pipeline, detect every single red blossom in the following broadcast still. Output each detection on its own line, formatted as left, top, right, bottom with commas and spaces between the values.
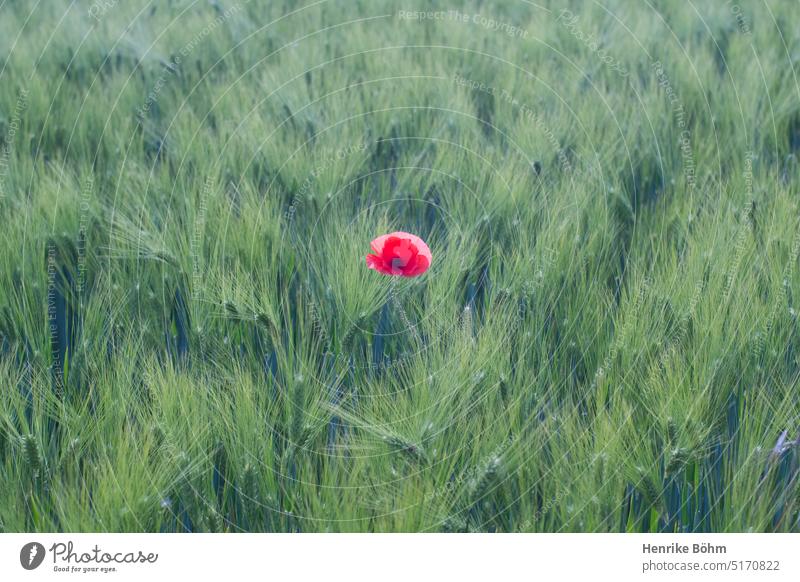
366, 231, 432, 277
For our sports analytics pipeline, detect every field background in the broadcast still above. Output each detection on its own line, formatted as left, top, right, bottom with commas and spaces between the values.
1, 0, 799, 532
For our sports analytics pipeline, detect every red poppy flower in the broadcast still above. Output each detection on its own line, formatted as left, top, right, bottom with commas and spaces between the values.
366, 231, 432, 277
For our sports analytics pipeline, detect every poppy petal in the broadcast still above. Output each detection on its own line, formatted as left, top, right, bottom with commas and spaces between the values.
370, 234, 391, 254
405, 254, 430, 276
366, 253, 385, 272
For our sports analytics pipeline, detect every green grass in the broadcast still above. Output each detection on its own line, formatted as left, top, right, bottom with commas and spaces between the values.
0, 0, 799, 532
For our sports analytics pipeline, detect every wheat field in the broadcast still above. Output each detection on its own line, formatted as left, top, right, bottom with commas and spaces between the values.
0, 0, 799, 532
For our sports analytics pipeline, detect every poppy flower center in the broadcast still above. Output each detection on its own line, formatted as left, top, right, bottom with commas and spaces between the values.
391, 257, 407, 271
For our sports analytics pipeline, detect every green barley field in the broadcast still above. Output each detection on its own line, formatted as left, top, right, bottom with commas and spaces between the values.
1, 0, 799, 533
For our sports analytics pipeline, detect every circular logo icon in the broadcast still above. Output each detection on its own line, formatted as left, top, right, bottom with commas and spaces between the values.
20, 542, 46, 570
